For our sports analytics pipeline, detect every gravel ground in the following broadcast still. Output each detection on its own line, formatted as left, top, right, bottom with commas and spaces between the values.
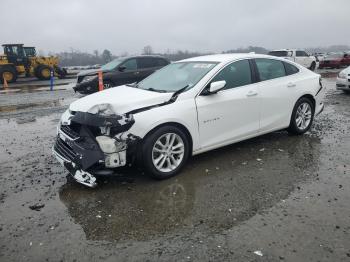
0, 75, 349, 262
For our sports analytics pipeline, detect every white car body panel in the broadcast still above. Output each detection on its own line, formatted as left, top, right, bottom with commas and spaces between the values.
65, 53, 323, 157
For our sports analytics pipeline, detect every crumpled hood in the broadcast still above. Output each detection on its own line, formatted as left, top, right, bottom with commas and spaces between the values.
69, 85, 173, 114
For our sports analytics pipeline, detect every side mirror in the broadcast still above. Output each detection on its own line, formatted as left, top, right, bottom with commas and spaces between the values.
209, 80, 226, 93
118, 65, 126, 72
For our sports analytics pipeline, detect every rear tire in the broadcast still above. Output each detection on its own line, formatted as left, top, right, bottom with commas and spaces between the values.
35, 65, 52, 80
142, 126, 190, 179
287, 97, 315, 135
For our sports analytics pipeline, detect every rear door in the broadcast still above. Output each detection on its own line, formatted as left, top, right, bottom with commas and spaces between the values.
253, 58, 300, 132
136, 57, 159, 81
295, 51, 310, 68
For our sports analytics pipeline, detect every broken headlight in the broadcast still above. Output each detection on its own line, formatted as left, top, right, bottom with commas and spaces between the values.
87, 103, 115, 116
81, 75, 97, 83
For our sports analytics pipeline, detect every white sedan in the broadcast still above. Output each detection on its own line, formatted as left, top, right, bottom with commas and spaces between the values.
336, 66, 350, 93
53, 54, 325, 187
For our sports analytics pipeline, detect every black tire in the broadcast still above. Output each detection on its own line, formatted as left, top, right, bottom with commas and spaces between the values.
309, 62, 316, 71
56, 67, 67, 79
35, 64, 52, 80
142, 125, 190, 179
287, 97, 315, 135
0, 65, 18, 83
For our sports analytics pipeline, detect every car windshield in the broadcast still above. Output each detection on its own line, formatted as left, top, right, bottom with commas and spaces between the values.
101, 58, 124, 70
137, 62, 217, 92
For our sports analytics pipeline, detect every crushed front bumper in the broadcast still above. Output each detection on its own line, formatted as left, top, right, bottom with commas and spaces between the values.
53, 145, 98, 188
52, 109, 138, 188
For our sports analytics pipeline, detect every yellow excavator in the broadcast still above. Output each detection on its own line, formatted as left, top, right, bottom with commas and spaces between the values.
0, 44, 67, 83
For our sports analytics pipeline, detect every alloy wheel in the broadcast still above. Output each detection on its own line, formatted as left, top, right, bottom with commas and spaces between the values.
152, 133, 185, 172
295, 102, 312, 130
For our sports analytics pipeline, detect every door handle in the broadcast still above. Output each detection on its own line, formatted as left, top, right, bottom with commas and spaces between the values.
287, 82, 296, 88
246, 90, 258, 97
134, 71, 140, 75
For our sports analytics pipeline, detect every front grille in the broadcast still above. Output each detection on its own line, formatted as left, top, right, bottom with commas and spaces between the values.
61, 125, 80, 140
54, 138, 76, 162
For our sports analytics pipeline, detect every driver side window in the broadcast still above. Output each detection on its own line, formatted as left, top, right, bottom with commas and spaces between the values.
121, 59, 137, 71
211, 59, 252, 90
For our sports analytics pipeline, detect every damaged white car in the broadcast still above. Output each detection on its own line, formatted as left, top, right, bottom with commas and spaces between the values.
53, 54, 325, 187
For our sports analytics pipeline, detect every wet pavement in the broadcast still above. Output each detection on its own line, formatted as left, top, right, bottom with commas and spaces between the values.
0, 75, 349, 261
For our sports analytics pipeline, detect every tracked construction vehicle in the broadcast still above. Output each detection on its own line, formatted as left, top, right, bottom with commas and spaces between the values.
0, 44, 67, 83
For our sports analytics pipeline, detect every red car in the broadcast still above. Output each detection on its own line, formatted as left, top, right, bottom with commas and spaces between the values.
319, 53, 350, 69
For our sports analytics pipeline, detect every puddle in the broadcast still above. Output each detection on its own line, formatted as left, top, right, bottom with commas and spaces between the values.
59, 132, 322, 242
0, 100, 62, 113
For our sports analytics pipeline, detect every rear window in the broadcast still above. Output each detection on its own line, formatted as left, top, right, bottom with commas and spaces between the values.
255, 58, 286, 81
268, 51, 291, 57
283, 62, 299, 75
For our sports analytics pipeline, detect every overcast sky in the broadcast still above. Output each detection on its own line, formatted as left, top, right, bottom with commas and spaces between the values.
1, 0, 349, 55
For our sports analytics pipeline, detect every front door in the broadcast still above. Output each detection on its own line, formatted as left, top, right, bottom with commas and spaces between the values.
195, 59, 260, 150
112, 58, 139, 86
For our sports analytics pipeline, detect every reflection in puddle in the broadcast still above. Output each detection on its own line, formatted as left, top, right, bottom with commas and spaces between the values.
59, 132, 321, 242
0, 100, 61, 113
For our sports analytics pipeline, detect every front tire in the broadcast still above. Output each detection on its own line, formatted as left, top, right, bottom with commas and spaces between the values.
142, 126, 190, 179
0, 65, 18, 83
287, 97, 315, 135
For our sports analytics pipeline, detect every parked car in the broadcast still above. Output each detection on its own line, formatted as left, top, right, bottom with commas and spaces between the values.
53, 54, 325, 187
319, 53, 350, 69
268, 49, 317, 71
313, 52, 325, 62
336, 66, 350, 93
74, 55, 170, 94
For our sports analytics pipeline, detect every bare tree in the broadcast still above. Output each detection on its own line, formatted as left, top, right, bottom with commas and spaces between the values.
102, 49, 112, 63
142, 45, 153, 55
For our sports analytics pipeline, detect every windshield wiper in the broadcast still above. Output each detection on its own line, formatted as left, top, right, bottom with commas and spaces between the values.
145, 87, 167, 93
126, 84, 190, 116
126, 82, 138, 88
169, 84, 190, 102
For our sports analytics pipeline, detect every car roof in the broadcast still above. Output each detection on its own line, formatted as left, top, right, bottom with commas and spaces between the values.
179, 53, 279, 63
123, 55, 168, 60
